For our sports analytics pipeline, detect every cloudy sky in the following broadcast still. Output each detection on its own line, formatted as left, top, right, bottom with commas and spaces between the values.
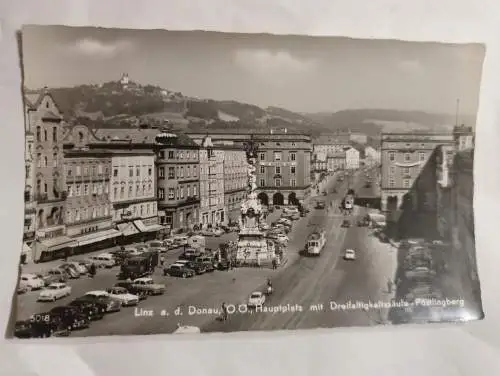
21, 25, 485, 115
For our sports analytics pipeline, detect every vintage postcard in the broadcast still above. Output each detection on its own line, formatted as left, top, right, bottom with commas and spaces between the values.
10, 25, 484, 338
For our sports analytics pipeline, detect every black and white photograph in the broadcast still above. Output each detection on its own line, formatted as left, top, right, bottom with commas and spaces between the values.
11, 25, 485, 338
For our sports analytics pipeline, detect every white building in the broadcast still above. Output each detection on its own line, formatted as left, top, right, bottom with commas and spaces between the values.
345, 147, 360, 170
364, 146, 381, 166
199, 136, 226, 227
110, 151, 161, 234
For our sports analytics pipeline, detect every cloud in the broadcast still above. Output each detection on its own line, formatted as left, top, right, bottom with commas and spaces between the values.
67, 38, 133, 58
233, 48, 317, 85
398, 60, 424, 74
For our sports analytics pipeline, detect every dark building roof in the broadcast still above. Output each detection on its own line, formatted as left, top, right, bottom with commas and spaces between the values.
313, 134, 351, 145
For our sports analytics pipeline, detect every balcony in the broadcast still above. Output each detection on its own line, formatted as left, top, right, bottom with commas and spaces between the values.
35, 191, 67, 203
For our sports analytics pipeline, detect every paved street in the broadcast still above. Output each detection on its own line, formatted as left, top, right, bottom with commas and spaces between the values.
17, 167, 398, 335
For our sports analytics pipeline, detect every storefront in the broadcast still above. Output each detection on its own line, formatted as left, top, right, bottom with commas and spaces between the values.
70, 228, 122, 254
32, 236, 77, 263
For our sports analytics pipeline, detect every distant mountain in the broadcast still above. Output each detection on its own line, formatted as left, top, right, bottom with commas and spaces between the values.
26, 80, 475, 137
304, 109, 476, 134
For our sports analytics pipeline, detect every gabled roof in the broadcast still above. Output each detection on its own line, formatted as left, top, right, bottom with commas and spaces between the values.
24, 89, 64, 114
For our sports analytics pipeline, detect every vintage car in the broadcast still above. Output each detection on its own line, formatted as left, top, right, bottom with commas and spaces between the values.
113, 281, 149, 300
79, 291, 122, 312
343, 249, 357, 261
48, 306, 90, 331
19, 273, 45, 291
163, 263, 195, 278
37, 283, 72, 302
247, 292, 266, 308
68, 299, 105, 321
131, 277, 166, 295
105, 287, 140, 306
14, 319, 70, 339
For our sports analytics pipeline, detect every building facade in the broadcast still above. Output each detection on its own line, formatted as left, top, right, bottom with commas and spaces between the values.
327, 152, 345, 172
23, 98, 37, 250
63, 149, 120, 250
223, 148, 248, 223
255, 133, 311, 207
312, 134, 350, 160
26, 91, 73, 261
110, 151, 160, 235
185, 130, 312, 207
364, 146, 381, 166
380, 132, 454, 212
199, 136, 226, 227
345, 147, 360, 170
453, 125, 475, 151
156, 133, 200, 231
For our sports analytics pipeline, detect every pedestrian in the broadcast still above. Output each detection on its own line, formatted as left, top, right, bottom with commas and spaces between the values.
387, 278, 393, 293
160, 255, 165, 266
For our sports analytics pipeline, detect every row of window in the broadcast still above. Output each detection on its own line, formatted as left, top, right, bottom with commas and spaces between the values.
388, 151, 427, 162
259, 178, 296, 187
36, 153, 59, 168
113, 204, 156, 220
259, 165, 297, 175
158, 150, 198, 160
387, 178, 413, 188
36, 126, 57, 143
201, 197, 224, 207
67, 164, 108, 177
66, 205, 110, 223
67, 182, 109, 197
158, 184, 198, 200
388, 166, 413, 176
259, 152, 296, 162
113, 183, 154, 200
112, 166, 153, 178
158, 165, 198, 179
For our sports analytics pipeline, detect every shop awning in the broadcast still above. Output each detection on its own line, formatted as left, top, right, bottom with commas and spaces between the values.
133, 220, 164, 233
117, 222, 140, 236
73, 229, 122, 247
35, 236, 77, 253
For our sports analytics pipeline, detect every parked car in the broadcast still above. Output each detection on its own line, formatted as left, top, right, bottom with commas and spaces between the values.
163, 263, 195, 278
37, 283, 72, 302
179, 248, 203, 261
66, 261, 88, 275
131, 277, 166, 295
341, 220, 351, 228
46, 269, 69, 283
105, 287, 140, 306
146, 240, 167, 253
67, 299, 105, 321
14, 319, 70, 339
195, 256, 216, 272
88, 253, 116, 268
247, 291, 266, 308
175, 259, 206, 274
80, 291, 122, 312
212, 228, 224, 237
58, 264, 81, 279
276, 234, 289, 243
19, 273, 45, 291
290, 213, 301, 221
48, 306, 90, 331
112, 281, 148, 300
315, 201, 326, 209
405, 266, 436, 279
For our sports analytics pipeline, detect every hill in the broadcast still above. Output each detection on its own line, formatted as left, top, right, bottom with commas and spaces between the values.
305, 109, 476, 134
26, 80, 474, 137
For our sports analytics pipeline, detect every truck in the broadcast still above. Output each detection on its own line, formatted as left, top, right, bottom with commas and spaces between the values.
187, 235, 206, 251
118, 250, 159, 280
305, 230, 327, 256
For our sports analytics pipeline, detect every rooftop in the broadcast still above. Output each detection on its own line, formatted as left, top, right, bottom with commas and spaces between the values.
313, 134, 351, 145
